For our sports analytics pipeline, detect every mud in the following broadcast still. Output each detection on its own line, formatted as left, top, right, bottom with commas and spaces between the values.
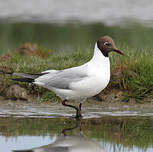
0, 99, 153, 118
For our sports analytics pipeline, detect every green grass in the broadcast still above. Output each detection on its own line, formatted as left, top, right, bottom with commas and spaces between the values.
0, 45, 153, 101
110, 47, 153, 99
1, 23, 153, 52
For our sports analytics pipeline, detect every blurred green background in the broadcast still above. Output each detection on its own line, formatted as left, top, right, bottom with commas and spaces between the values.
0, 23, 153, 54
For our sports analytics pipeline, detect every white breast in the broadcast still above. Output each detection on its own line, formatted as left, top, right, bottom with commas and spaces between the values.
53, 44, 110, 100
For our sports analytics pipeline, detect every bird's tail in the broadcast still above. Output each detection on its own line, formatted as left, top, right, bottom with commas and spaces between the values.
0, 70, 48, 83
13, 150, 33, 152
12, 77, 34, 83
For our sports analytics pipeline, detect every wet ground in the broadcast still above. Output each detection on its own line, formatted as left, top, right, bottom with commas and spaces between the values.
1, 101, 153, 152
1, 100, 153, 118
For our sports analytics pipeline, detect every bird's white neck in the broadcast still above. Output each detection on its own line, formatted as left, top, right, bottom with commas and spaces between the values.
91, 43, 110, 64
86, 43, 110, 90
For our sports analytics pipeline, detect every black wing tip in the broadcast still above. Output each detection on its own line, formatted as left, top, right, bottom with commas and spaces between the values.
13, 150, 33, 152
12, 78, 34, 83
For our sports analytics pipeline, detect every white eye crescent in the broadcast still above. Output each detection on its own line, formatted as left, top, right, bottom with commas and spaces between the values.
104, 42, 109, 46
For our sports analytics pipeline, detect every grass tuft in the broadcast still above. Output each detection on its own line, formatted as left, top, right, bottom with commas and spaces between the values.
110, 47, 153, 99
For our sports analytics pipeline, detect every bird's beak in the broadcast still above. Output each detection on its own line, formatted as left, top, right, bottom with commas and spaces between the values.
113, 48, 124, 55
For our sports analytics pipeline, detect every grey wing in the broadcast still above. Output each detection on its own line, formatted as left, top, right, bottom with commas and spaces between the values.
35, 67, 88, 90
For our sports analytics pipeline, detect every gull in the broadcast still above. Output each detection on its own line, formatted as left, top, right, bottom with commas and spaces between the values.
6, 36, 124, 118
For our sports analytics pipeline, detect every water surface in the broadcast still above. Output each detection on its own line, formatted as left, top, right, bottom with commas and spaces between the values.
0, 116, 153, 152
0, 0, 152, 26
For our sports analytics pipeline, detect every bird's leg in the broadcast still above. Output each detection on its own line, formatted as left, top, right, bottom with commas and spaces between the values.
77, 103, 82, 118
79, 103, 82, 111
62, 100, 82, 119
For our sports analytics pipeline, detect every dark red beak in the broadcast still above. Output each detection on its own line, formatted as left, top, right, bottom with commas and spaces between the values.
113, 49, 124, 55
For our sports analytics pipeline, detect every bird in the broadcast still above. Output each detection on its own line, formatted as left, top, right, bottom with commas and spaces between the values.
3, 36, 124, 118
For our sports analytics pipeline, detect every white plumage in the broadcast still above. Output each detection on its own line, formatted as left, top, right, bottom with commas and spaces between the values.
34, 44, 110, 100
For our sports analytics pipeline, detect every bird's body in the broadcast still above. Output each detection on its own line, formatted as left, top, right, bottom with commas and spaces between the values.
4, 35, 123, 118
34, 44, 110, 100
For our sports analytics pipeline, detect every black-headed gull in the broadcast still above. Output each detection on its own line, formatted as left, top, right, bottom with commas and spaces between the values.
11, 36, 124, 118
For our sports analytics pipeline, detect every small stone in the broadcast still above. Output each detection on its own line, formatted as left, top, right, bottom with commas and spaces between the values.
5, 85, 29, 100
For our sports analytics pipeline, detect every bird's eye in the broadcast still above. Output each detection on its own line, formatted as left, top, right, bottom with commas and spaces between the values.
104, 42, 110, 46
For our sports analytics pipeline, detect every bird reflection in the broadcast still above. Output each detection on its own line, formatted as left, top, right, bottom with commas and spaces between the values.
13, 119, 105, 152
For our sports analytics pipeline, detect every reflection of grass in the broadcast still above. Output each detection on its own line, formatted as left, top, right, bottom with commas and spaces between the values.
83, 117, 153, 150
0, 117, 72, 137
0, 117, 153, 151
0, 44, 153, 100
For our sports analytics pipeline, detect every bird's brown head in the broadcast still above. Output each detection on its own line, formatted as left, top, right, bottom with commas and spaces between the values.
97, 36, 124, 57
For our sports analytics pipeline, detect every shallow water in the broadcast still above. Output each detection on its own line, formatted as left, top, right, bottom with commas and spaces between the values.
1, 102, 153, 118
0, 0, 152, 26
0, 115, 153, 152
